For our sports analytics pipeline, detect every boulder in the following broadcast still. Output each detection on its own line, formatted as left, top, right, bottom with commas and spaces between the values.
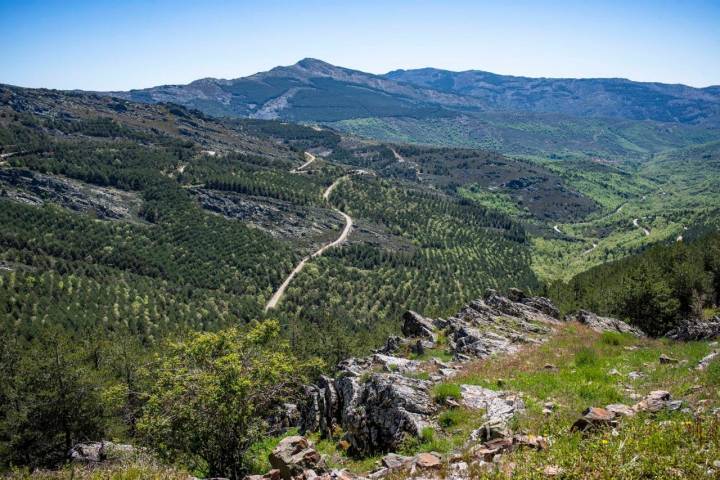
269, 436, 327, 480
666, 317, 720, 341
69, 442, 105, 463
571, 407, 618, 432
471, 417, 511, 442
659, 354, 679, 364
375, 336, 402, 355
69, 441, 134, 463
341, 373, 436, 455
697, 351, 719, 370
381, 453, 413, 470
460, 385, 524, 424
402, 311, 437, 340
632, 390, 678, 413
575, 310, 645, 337
414, 452, 442, 470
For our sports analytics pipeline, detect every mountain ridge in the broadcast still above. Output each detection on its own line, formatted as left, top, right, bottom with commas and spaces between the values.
102, 58, 720, 126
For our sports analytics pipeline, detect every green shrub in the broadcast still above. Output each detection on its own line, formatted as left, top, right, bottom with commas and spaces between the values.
600, 331, 625, 346
575, 347, 598, 367
433, 382, 462, 403
438, 408, 471, 428
705, 358, 720, 386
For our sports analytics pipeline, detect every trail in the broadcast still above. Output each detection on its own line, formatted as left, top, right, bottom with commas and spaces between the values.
390, 147, 406, 163
264, 174, 354, 312
583, 242, 599, 255
292, 151, 317, 173
633, 218, 650, 236
390, 147, 422, 182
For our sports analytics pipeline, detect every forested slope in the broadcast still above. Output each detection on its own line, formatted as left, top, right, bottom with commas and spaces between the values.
0, 85, 540, 359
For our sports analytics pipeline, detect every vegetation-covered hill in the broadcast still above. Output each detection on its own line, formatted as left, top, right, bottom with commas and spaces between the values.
385, 66, 720, 125
0, 84, 549, 357
109, 58, 720, 126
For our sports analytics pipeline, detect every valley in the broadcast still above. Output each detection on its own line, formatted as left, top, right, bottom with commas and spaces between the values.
1, 56, 720, 480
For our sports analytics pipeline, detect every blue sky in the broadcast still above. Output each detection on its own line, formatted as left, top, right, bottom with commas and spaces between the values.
1, 0, 719, 90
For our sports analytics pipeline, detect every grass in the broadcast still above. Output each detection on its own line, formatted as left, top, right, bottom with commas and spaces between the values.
438, 322, 720, 479
432, 382, 462, 403
5, 462, 188, 479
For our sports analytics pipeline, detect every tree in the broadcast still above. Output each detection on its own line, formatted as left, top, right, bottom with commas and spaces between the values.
0, 328, 106, 469
137, 320, 321, 479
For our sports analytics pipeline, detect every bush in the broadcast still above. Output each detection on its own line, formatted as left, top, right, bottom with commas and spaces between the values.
433, 382, 462, 403
138, 321, 322, 479
438, 408, 471, 428
601, 331, 625, 346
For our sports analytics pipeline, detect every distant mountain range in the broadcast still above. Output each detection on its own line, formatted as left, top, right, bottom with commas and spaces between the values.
107, 58, 720, 126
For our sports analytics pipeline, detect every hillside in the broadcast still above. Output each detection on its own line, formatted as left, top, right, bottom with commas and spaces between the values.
109, 58, 720, 126
102, 58, 720, 162
1, 77, 720, 480
0, 85, 553, 360
385, 67, 720, 125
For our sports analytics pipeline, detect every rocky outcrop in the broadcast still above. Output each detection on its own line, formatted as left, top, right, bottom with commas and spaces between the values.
445, 289, 561, 359
574, 310, 645, 337
401, 311, 437, 340
0, 168, 140, 220
299, 289, 559, 456
301, 373, 435, 455
461, 385, 524, 442
572, 391, 682, 432
666, 317, 720, 341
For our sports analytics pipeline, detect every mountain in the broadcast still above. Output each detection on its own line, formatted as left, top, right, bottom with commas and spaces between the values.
108, 58, 720, 126
110, 58, 481, 121
385, 67, 720, 125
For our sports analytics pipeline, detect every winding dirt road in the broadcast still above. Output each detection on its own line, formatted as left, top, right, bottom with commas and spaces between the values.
292, 152, 317, 173
390, 147, 422, 181
264, 174, 353, 312
633, 218, 651, 236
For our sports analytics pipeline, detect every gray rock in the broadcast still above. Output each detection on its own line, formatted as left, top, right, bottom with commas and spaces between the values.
666, 317, 720, 341
443, 291, 560, 359
375, 336, 402, 355
575, 310, 645, 337
381, 453, 413, 470
269, 436, 326, 480
697, 351, 719, 371
372, 354, 420, 373
632, 390, 675, 413
659, 354, 679, 364
69, 441, 134, 463
402, 310, 437, 340
571, 407, 618, 431
300, 373, 436, 456
605, 403, 636, 417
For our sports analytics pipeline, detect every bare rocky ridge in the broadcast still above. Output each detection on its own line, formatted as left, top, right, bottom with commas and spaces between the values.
298, 288, 563, 457
0, 167, 142, 220
573, 309, 646, 337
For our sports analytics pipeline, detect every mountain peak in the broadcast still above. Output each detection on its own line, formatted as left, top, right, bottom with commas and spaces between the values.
295, 58, 334, 69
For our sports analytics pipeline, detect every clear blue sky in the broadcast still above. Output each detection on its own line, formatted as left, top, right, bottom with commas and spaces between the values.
2, 0, 719, 90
